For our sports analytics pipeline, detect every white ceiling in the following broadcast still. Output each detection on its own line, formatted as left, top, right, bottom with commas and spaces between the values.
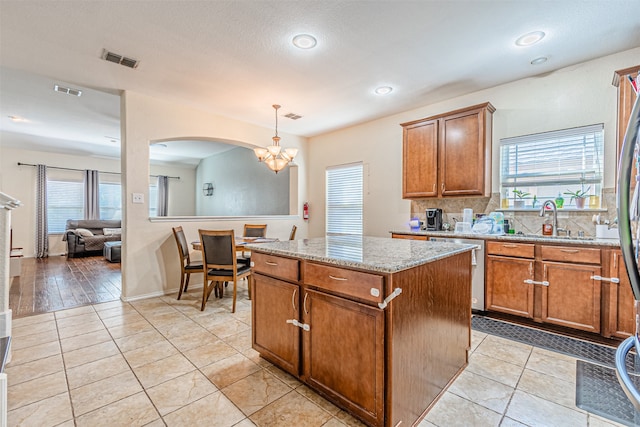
1, 1, 639, 163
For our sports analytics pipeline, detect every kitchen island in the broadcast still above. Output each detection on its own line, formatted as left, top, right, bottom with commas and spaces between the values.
246, 236, 474, 427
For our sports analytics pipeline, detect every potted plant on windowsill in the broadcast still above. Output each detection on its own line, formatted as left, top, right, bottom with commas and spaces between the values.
512, 189, 530, 209
564, 186, 591, 209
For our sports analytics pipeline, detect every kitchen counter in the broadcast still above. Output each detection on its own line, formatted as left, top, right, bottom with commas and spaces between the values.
390, 229, 621, 247
244, 235, 475, 273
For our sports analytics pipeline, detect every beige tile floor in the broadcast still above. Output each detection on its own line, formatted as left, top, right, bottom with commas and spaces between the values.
6, 280, 628, 427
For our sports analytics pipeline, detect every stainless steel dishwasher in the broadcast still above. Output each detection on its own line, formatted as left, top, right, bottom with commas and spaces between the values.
430, 236, 485, 311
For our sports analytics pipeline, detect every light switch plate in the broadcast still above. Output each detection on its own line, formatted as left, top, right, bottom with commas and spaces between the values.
132, 193, 144, 204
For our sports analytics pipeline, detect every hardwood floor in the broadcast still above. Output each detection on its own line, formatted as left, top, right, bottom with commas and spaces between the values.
9, 255, 121, 319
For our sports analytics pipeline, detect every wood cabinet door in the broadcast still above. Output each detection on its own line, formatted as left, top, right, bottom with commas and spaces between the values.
402, 119, 438, 198
439, 107, 485, 196
608, 250, 636, 338
251, 273, 300, 376
302, 289, 384, 427
541, 262, 601, 333
486, 255, 535, 318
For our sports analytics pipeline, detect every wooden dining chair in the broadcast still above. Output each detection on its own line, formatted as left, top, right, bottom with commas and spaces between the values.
172, 226, 204, 300
241, 224, 267, 258
289, 225, 297, 240
199, 229, 251, 312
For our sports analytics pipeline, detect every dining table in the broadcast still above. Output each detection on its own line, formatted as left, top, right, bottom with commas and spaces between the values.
191, 236, 279, 251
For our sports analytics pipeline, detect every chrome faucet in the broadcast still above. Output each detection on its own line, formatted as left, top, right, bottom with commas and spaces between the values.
539, 200, 558, 237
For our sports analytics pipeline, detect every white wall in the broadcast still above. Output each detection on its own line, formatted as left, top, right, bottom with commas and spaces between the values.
120, 92, 307, 300
196, 146, 290, 216
307, 47, 640, 238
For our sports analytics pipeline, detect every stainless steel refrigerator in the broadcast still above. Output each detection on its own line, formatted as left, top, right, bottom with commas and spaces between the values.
616, 75, 640, 409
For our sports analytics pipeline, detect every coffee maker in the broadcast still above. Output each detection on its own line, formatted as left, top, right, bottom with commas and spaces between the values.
425, 208, 443, 231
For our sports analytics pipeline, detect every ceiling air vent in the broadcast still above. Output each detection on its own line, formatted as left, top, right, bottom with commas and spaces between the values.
101, 49, 140, 69
284, 113, 302, 120
54, 84, 82, 97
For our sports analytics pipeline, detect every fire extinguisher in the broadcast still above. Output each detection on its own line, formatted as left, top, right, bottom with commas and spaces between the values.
303, 202, 309, 220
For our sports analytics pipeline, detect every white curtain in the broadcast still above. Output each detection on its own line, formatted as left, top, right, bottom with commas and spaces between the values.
35, 164, 48, 258
84, 169, 99, 220
157, 175, 169, 217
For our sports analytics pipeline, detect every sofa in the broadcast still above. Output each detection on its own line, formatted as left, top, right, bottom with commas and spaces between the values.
63, 219, 121, 258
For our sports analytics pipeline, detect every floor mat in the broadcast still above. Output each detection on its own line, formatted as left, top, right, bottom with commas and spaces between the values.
471, 315, 635, 371
576, 360, 640, 427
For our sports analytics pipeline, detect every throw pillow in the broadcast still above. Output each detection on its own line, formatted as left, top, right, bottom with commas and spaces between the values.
103, 228, 122, 236
74, 228, 94, 237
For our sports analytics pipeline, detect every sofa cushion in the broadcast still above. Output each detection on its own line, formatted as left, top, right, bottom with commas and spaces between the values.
103, 227, 121, 236
74, 228, 94, 237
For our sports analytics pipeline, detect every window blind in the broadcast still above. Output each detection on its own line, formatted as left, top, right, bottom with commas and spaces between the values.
500, 124, 604, 204
47, 179, 83, 233
326, 162, 363, 236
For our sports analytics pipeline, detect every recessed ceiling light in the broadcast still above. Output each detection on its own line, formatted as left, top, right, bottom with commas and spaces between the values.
530, 56, 548, 65
8, 115, 28, 123
292, 34, 317, 49
374, 86, 393, 95
515, 31, 545, 47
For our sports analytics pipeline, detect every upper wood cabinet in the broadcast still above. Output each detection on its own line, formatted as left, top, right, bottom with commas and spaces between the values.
613, 65, 640, 183
401, 102, 495, 198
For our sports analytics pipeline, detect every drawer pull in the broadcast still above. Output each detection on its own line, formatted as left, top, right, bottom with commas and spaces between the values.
560, 249, 580, 253
523, 279, 549, 286
265, 261, 278, 266
591, 275, 621, 284
503, 244, 518, 248
378, 288, 403, 309
286, 319, 310, 331
329, 275, 348, 281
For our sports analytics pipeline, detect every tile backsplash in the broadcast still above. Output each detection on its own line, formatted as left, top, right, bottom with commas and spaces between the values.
411, 188, 617, 237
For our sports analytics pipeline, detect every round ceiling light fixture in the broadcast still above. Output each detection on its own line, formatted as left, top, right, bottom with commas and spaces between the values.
292, 34, 317, 49
530, 56, 548, 65
515, 31, 545, 46
375, 86, 393, 95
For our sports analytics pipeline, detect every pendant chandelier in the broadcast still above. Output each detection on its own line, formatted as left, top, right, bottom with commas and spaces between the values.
253, 104, 298, 173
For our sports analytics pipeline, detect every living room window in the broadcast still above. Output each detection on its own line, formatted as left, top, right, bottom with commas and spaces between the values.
47, 178, 84, 233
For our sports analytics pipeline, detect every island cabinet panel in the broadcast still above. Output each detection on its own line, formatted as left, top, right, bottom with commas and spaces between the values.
541, 261, 602, 333
251, 274, 300, 376
301, 289, 384, 427
303, 262, 384, 305
386, 251, 472, 427
251, 241, 472, 427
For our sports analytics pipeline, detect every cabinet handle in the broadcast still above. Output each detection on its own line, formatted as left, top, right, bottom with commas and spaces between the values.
560, 249, 580, 253
528, 261, 534, 277
303, 292, 309, 314
265, 261, 278, 266
441, 183, 445, 192
590, 275, 621, 284
613, 252, 618, 270
286, 318, 310, 331
503, 244, 518, 248
329, 275, 348, 281
523, 279, 550, 286
291, 288, 297, 311
432, 183, 436, 193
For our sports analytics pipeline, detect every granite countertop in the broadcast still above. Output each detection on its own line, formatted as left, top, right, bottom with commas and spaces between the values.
390, 229, 621, 247
244, 236, 475, 273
